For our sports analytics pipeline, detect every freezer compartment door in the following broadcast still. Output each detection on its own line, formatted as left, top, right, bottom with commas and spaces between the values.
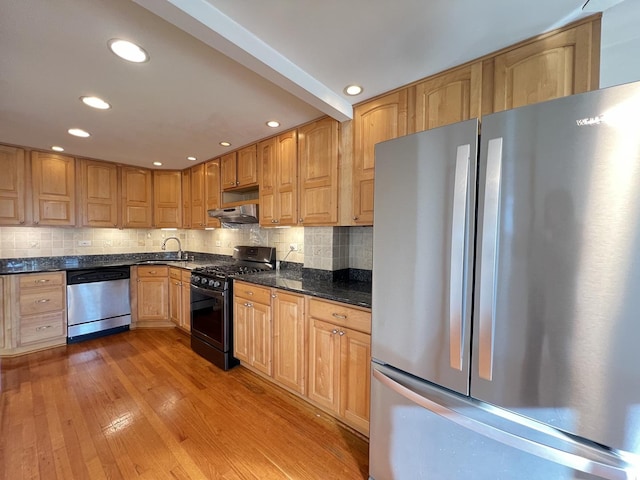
472, 81, 640, 455
370, 363, 637, 480
372, 119, 478, 395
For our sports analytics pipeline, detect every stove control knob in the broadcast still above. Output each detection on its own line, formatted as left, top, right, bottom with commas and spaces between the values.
208, 279, 216, 287
213, 280, 221, 288
201, 277, 208, 285
191, 275, 200, 284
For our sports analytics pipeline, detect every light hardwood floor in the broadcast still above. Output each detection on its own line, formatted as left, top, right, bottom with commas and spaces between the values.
0, 329, 369, 479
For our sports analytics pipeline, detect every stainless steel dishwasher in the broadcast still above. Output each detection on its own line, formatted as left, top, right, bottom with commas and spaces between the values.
67, 266, 131, 343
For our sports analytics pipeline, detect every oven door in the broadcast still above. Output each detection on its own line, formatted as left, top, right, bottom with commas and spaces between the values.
190, 284, 229, 352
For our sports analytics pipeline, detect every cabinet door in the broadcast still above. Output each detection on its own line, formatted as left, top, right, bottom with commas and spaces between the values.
153, 170, 182, 228
258, 137, 277, 226
181, 169, 191, 229
276, 130, 298, 226
31, 151, 76, 226
136, 277, 168, 321
79, 159, 119, 228
233, 298, 251, 363
121, 167, 152, 228
190, 164, 205, 228
220, 152, 237, 191
353, 89, 408, 225
298, 117, 339, 225
340, 328, 371, 434
0, 145, 25, 225
169, 269, 181, 326
250, 301, 272, 376
308, 318, 341, 413
205, 159, 221, 228
492, 19, 600, 112
272, 291, 305, 394
236, 144, 258, 188
180, 271, 191, 331
414, 62, 482, 132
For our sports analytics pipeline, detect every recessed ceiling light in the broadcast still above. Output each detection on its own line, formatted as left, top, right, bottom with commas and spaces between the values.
108, 39, 149, 63
187, 156, 197, 161
68, 128, 90, 138
51, 146, 64, 152
153, 161, 162, 166
219, 141, 231, 147
266, 120, 280, 128
344, 84, 363, 96
80, 96, 111, 110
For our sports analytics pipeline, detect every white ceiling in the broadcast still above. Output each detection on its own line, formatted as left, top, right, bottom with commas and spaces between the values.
0, 0, 616, 170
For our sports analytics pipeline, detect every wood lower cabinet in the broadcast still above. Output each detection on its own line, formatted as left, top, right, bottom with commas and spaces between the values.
307, 297, 371, 436
121, 166, 153, 228
78, 159, 119, 228
272, 290, 306, 394
298, 117, 339, 226
169, 267, 191, 332
352, 89, 408, 226
31, 151, 76, 226
132, 266, 170, 327
234, 281, 272, 375
2, 272, 68, 355
0, 145, 26, 225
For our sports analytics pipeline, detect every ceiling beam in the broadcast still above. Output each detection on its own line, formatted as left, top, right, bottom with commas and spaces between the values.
133, 0, 353, 121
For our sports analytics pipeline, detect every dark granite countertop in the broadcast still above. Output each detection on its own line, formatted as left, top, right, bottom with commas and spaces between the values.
0, 252, 228, 275
236, 270, 372, 309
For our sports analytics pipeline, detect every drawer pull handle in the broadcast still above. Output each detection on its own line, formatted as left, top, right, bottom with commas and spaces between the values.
35, 299, 50, 304
332, 313, 347, 320
36, 325, 52, 331
246, 291, 254, 295
150, 270, 156, 274
36, 279, 50, 283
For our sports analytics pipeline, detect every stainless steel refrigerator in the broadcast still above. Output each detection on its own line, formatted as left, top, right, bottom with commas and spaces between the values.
370, 81, 640, 479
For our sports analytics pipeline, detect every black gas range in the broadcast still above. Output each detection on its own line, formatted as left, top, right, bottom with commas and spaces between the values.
190, 246, 276, 370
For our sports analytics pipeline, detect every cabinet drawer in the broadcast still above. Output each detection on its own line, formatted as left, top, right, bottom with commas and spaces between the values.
19, 287, 64, 315
308, 298, 371, 334
181, 270, 191, 282
137, 265, 168, 277
19, 272, 64, 289
19, 311, 66, 346
234, 281, 272, 305
169, 267, 182, 280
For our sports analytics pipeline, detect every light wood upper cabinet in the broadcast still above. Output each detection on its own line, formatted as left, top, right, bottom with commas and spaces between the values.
78, 159, 119, 228
190, 163, 205, 228
413, 62, 483, 133
181, 169, 191, 229
0, 145, 26, 225
490, 18, 600, 112
121, 166, 152, 228
272, 290, 306, 394
353, 89, 408, 225
205, 159, 221, 228
258, 130, 298, 226
221, 145, 258, 191
153, 170, 182, 228
298, 117, 339, 225
31, 151, 76, 226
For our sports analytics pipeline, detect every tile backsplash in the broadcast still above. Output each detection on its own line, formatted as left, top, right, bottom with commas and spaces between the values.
0, 225, 373, 271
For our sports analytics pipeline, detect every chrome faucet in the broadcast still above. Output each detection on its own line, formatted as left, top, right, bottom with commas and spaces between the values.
161, 236, 184, 260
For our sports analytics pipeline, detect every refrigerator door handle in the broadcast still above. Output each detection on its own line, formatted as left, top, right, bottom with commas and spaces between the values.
449, 144, 470, 371
373, 367, 636, 480
478, 137, 503, 381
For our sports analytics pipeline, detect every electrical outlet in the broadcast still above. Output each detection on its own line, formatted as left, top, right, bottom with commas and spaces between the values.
77, 240, 91, 247
289, 243, 298, 251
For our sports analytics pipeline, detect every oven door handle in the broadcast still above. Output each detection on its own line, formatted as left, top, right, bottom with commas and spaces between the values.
191, 283, 226, 298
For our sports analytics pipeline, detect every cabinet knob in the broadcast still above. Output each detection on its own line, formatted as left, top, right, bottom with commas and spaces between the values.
236, 181, 239, 185
244, 302, 253, 308
338, 330, 345, 336
331, 329, 339, 335
246, 291, 254, 296
298, 218, 303, 223
271, 294, 277, 298
353, 216, 359, 221
35, 298, 50, 304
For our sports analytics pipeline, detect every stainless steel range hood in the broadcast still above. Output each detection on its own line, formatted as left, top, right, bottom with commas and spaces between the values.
207, 204, 259, 224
